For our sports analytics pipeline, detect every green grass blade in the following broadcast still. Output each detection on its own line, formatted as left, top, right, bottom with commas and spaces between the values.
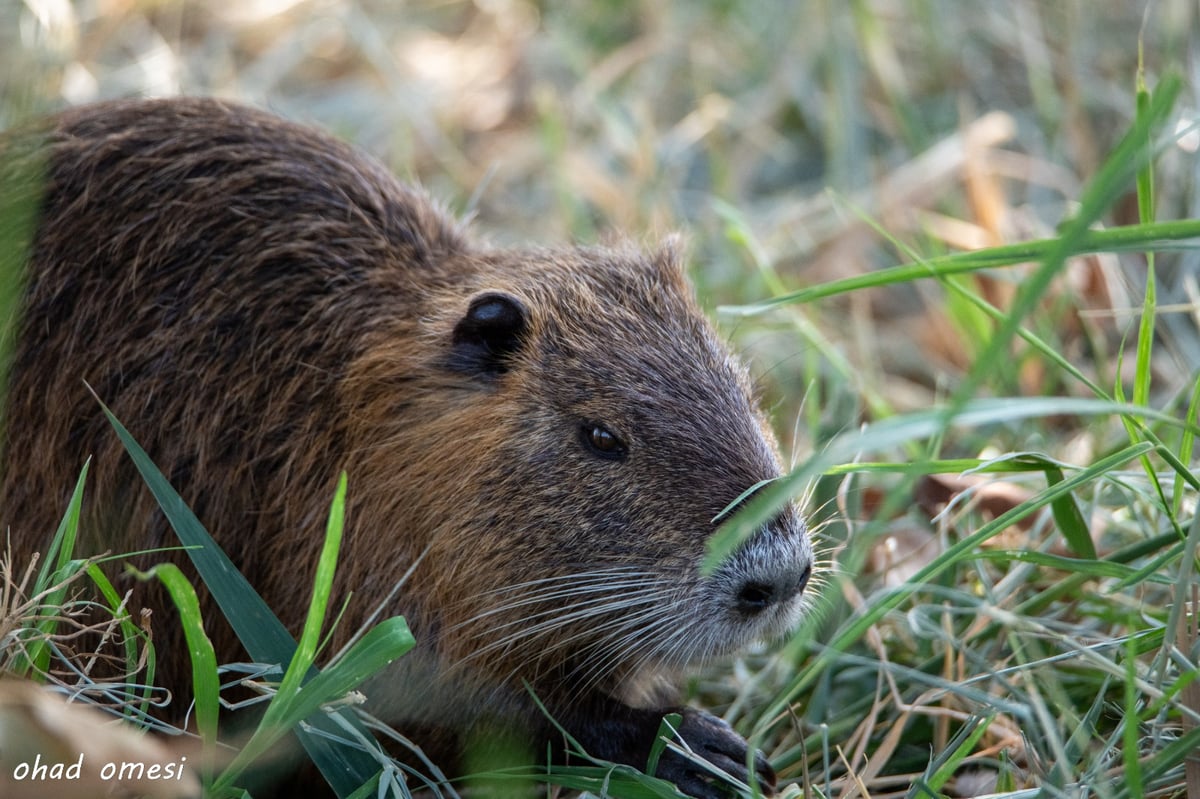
973, 550, 1172, 583
759, 440, 1156, 725
1175, 377, 1200, 517
265, 473, 348, 721
133, 562, 220, 782
644, 712, 682, 777
1044, 465, 1096, 559
12, 460, 90, 676
719, 219, 1200, 316
705, 397, 1195, 573
95, 394, 398, 796
1132, 246, 1156, 402
97, 400, 294, 656
1122, 624, 1145, 797
44, 459, 89, 578
85, 562, 157, 713
823, 457, 1050, 477
216, 617, 414, 792
1135, 39, 1156, 230
1121, 58, 1167, 539
286, 617, 414, 727
915, 713, 993, 796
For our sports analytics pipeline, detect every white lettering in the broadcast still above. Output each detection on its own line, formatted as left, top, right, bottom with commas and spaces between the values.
118, 761, 145, 780
10, 753, 84, 780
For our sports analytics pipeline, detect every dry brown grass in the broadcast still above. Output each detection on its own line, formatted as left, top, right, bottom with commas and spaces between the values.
3, 2, 1200, 797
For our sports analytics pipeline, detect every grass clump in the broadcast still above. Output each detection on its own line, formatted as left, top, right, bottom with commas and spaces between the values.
1, 461, 160, 714
729, 68, 1200, 799
2, 1, 1200, 797
1, 412, 417, 797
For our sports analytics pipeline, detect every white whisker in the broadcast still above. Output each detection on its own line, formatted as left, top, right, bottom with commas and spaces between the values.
452, 574, 674, 672
569, 601, 682, 697
470, 567, 660, 598
462, 589, 661, 648
449, 576, 664, 631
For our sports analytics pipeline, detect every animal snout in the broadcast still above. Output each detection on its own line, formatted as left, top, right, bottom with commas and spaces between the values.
733, 561, 812, 616
723, 509, 814, 618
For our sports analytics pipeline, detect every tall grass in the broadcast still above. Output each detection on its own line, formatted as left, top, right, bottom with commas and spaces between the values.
728, 71, 1200, 799
2, 1, 1199, 797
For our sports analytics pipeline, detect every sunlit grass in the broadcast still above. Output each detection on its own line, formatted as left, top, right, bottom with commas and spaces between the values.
1, 1, 1198, 797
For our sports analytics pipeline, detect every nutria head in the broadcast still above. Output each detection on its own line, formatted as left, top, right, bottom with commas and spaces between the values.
343, 239, 812, 705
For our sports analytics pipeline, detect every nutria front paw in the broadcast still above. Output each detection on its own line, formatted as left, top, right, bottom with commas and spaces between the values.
654, 708, 776, 798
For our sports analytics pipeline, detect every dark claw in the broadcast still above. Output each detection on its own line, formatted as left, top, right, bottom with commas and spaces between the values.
653, 708, 776, 797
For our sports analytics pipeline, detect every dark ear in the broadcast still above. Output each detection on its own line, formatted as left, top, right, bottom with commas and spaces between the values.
450, 291, 529, 376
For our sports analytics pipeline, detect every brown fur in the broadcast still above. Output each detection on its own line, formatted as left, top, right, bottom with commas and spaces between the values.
0, 98, 812, 797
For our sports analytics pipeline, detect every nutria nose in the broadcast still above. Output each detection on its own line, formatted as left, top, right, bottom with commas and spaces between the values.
734, 561, 812, 616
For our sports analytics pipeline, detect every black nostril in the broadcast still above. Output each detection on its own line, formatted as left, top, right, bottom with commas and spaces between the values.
736, 581, 776, 615
735, 563, 813, 616
796, 562, 813, 595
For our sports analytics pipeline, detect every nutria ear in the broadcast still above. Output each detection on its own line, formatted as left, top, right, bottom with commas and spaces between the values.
653, 234, 687, 277
450, 291, 529, 376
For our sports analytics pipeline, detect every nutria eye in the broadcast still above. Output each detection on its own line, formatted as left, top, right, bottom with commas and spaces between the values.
580, 423, 627, 460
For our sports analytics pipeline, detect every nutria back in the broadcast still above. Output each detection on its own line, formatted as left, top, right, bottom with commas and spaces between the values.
0, 97, 812, 797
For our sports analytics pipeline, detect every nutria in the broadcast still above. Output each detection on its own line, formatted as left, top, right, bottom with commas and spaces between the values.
0, 97, 813, 798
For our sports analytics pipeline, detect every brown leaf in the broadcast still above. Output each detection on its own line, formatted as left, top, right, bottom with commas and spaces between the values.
0, 679, 200, 799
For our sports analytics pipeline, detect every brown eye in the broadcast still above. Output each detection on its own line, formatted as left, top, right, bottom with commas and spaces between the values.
580, 423, 627, 460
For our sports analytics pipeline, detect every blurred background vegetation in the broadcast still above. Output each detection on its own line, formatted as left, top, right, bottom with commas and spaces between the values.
3, 0, 1197, 414
3, 1, 1200, 797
